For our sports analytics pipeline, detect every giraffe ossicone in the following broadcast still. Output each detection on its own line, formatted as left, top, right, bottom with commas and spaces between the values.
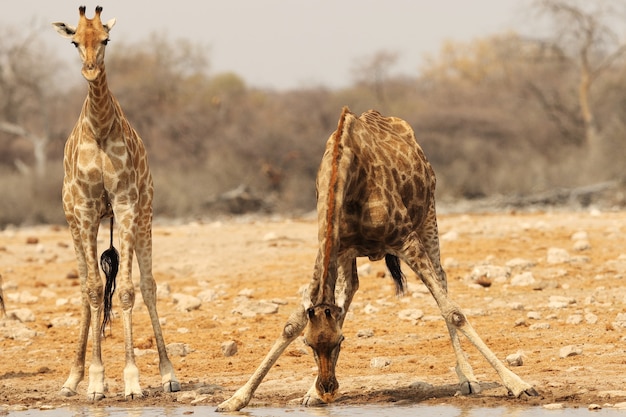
216, 107, 537, 412
52, 6, 180, 400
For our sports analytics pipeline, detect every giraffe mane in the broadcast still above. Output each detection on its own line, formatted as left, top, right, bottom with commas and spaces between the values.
317, 106, 352, 305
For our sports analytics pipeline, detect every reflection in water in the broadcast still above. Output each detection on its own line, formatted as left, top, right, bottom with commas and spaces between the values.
6, 404, 626, 417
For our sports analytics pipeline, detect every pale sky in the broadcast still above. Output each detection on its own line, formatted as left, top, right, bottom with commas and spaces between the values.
2, 1, 529, 90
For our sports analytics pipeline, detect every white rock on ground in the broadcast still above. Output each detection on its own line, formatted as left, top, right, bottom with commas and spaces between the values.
172, 293, 202, 312
559, 345, 583, 358
506, 352, 524, 366
547, 247, 570, 264
232, 300, 279, 318
166, 342, 192, 357
370, 357, 392, 369
221, 341, 237, 357
510, 271, 535, 286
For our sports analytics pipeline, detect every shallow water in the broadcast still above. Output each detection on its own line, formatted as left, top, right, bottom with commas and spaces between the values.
5, 404, 626, 417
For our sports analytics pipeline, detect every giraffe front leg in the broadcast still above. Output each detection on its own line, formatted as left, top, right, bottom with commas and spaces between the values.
61, 295, 90, 397
216, 307, 308, 412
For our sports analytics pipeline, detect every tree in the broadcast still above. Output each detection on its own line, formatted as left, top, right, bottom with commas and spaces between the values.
0, 25, 63, 179
533, 0, 626, 150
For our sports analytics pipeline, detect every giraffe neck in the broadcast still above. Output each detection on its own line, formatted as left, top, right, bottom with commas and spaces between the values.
83, 64, 117, 140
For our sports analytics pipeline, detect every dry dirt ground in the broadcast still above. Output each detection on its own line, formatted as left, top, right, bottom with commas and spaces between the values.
2, 210, 626, 412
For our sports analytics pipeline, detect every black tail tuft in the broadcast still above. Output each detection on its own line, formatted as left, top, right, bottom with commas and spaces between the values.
100, 218, 118, 337
385, 254, 406, 296
0, 275, 5, 316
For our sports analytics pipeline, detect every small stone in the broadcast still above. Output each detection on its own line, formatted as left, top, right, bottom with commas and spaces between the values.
571, 231, 589, 241
559, 345, 582, 358
529, 323, 550, 330
573, 240, 591, 251
221, 341, 237, 357
510, 272, 535, 286
548, 295, 576, 309
527, 311, 542, 320
363, 303, 379, 314
506, 352, 524, 366
547, 248, 570, 264
172, 293, 202, 312
566, 314, 583, 325
543, 403, 564, 409
370, 357, 392, 369
585, 313, 598, 324
356, 329, 374, 338
588, 404, 602, 410
398, 309, 424, 322
9, 308, 35, 322
166, 342, 192, 357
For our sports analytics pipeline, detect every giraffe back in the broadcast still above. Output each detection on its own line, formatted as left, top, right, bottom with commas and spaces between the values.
311, 107, 435, 304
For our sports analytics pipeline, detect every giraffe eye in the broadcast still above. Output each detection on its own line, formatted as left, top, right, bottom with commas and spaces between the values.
102, 39, 109, 46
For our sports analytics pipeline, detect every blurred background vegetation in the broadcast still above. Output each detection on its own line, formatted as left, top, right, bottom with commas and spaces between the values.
2, 0, 626, 226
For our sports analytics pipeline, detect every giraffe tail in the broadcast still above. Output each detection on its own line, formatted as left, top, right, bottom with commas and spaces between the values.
100, 217, 119, 337
0, 274, 5, 316
385, 254, 406, 296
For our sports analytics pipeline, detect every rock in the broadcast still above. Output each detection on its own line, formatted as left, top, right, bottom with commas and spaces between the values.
571, 231, 589, 241
166, 342, 192, 357
527, 311, 541, 320
469, 265, 511, 284
529, 323, 550, 330
547, 248, 570, 264
221, 341, 237, 357
613, 313, 626, 328
559, 345, 582, 358
50, 316, 80, 327
172, 293, 202, 312
9, 308, 35, 323
441, 230, 459, 241
356, 329, 374, 338
510, 272, 535, 286
566, 314, 583, 325
157, 283, 171, 298
233, 300, 279, 317
506, 352, 524, 366
398, 309, 424, 322
363, 303, 379, 314
588, 404, 602, 410
197, 289, 218, 302
543, 403, 564, 409
548, 295, 576, 309
505, 258, 535, 269
370, 357, 392, 369
573, 240, 591, 251
585, 313, 598, 324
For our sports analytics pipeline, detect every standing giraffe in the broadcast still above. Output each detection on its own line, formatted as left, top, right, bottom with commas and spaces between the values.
217, 107, 538, 411
52, 6, 180, 399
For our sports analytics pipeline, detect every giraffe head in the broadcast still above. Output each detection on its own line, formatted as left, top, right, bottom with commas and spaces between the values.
52, 6, 116, 81
302, 303, 344, 402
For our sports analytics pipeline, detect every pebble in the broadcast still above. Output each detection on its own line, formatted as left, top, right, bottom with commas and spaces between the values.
232, 300, 279, 317
363, 303, 379, 314
166, 342, 192, 357
529, 323, 550, 330
9, 308, 35, 322
370, 357, 392, 369
547, 248, 570, 264
543, 403, 564, 409
357, 263, 372, 276
559, 345, 582, 358
469, 265, 511, 283
221, 341, 238, 357
398, 309, 424, 322
566, 314, 583, 325
548, 295, 576, 309
506, 352, 524, 366
510, 272, 535, 286
356, 329, 374, 338
172, 293, 202, 312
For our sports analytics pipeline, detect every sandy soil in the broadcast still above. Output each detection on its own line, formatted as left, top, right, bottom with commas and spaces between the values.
2, 210, 626, 411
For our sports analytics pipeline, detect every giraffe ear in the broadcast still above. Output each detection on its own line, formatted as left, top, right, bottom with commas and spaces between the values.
103, 18, 116, 32
52, 22, 76, 38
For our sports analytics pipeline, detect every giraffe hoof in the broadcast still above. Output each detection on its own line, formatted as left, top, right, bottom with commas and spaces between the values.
302, 394, 326, 407
163, 380, 181, 393
459, 381, 481, 395
88, 392, 106, 401
59, 387, 77, 397
517, 387, 539, 398
124, 391, 144, 400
